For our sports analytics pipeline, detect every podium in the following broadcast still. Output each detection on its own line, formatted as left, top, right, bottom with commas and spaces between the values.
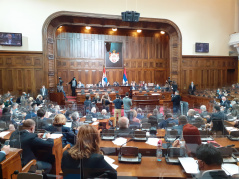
49, 92, 65, 105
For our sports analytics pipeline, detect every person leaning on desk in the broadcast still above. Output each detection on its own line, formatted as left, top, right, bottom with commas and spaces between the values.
61, 125, 117, 179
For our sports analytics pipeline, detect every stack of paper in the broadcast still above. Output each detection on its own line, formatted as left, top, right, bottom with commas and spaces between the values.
92, 121, 99, 125
49, 134, 63, 139
179, 157, 200, 174
145, 138, 160, 146
112, 137, 127, 146
222, 164, 239, 176
0, 131, 10, 137
104, 156, 118, 169
226, 127, 238, 132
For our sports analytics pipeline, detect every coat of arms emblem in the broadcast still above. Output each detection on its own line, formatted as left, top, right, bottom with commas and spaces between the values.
109, 50, 119, 63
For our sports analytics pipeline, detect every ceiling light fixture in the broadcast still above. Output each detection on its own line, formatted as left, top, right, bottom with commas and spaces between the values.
85, 26, 91, 30
112, 28, 117, 31
160, 31, 165, 34
137, 29, 142, 33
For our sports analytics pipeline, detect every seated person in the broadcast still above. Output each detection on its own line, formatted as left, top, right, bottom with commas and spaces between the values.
0, 145, 10, 162
159, 113, 178, 129
230, 103, 239, 117
172, 115, 188, 138
196, 144, 230, 179
148, 109, 159, 127
47, 114, 75, 147
187, 109, 196, 123
61, 125, 117, 179
1, 107, 16, 128
35, 108, 49, 130
114, 117, 133, 137
10, 119, 53, 173
71, 112, 82, 131
208, 105, 227, 123
35, 95, 43, 105
173, 123, 202, 156
90, 107, 98, 118
200, 105, 210, 121
101, 109, 109, 119
25, 103, 38, 120
155, 84, 161, 90
220, 97, 230, 113
136, 108, 144, 120
11, 103, 19, 119
65, 110, 73, 121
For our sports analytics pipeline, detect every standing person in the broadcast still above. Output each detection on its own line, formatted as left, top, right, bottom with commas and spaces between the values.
57, 77, 67, 99
40, 85, 48, 99
123, 92, 132, 117
67, 77, 77, 96
101, 93, 111, 113
172, 81, 178, 93
188, 81, 196, 95
113, 94, 123, 127
171, 90, 181, 114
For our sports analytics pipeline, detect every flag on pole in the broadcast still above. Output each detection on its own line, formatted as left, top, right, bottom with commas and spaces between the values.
123, 66, 128, 85
102, 66, 107, 87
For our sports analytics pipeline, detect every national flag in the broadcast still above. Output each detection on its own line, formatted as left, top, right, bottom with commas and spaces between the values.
102, 66, 107, 87
123, 67, 128, 84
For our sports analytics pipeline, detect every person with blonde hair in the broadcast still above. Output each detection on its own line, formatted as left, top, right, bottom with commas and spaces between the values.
47, 114, 75, 147
61, 125, 117, 178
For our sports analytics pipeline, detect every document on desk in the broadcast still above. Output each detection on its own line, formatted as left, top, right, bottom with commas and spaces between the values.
226, 127, 238, 131
145, 138, 159, 146
49, 134, 63, 139
92, 121, 99, 125
178, 157, 200, 174
222, 164, 239, 176
0, 131, 10, 137
104, 156, 118, 169
112, 137, 127, 146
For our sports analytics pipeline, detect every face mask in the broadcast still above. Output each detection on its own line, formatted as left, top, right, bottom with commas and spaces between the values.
6, 100, 9, 102
10, 98, 12, 100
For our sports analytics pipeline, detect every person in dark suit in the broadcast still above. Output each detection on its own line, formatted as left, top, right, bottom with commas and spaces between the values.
40, 85, 48, 99
171, 90, 181, 114
188, 81, 196, 95
9, 119, 54, 173
0, 145, 10, 162
35, 95, 43, 105
35, 108, 49, 131
208, 105, 227, 123
172, 81, 178, 93
61, 125, 117, 179
67, 77, 77, 96
220, 97, 230, 113
47, 114, 75, 147
115, 117, 133, 137
158, 113, 178, 129
196, 144, 230, 179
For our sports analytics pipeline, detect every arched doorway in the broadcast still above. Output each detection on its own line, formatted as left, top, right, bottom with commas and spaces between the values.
42, 11, 182, 93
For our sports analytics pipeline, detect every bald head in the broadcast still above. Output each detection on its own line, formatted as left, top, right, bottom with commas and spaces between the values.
118, 117, 129, 129
222, 97, 226, 102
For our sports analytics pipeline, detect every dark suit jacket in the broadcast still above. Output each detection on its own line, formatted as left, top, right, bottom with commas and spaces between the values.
47, 125, 75, 147
40, 88, 48, 96
61, 151, 117, 178
171, 95, 181, 108
35, 117, 49, 130
0, 152, 6, 162
188, 85, 196, 95
209, 111, 227, 123
220, 100, 230, 110
68, 79, 77, 88
9, 130, 54, 166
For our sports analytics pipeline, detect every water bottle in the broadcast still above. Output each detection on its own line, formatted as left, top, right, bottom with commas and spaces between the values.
156, 139, 162, 161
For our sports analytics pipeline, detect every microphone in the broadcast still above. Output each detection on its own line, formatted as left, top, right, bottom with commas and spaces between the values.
119, 138, 134, 155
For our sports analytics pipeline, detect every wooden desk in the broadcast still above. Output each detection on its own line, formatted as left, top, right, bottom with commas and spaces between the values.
0, 148, 22, 179
0, 130, 14, 143
51, 137, 63, 175
109, 156, 187, 178
214, 137, 239, 149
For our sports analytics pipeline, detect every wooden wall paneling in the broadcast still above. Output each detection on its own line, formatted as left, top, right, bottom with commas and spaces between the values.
16, 69, 23, 94
35, 69, 43, 92
24, 69, 34, 95
0, 69, 2, 94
